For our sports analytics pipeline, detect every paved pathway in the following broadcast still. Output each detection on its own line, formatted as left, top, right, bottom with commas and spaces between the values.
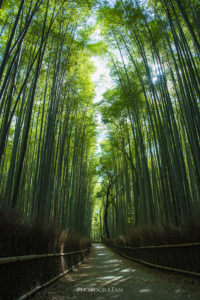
33, 243, 200, 300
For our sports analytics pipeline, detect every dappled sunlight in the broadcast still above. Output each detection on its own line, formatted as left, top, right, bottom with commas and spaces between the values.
120, 268, 136, 273
97, 263, 120, 269
106, 268, 121, 273
79, 279, 91, 284
139, 288, 152, 293
94, 244, 105, 249
95, 264, 118, 269
101, 275, 120, 279
106, 259, 122, 263
63, 244, 140, 290
97, 275, 124, 285
117, 276, 133, 283
31, 243, 200, 300
89, 257, 103, 260
82, 266, 93, 269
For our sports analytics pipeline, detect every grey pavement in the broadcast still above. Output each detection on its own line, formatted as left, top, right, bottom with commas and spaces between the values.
33, 243, 200, 300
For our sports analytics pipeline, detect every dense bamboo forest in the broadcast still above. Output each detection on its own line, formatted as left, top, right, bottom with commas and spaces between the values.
95, 0, 200, 245
0, 0, 200, 254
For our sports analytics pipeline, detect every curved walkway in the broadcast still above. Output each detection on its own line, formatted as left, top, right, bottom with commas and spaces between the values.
33, 243, 200, 300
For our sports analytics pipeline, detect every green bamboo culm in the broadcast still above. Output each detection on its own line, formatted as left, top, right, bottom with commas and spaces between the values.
97, 0, 200, 239
0, 0, 97, 236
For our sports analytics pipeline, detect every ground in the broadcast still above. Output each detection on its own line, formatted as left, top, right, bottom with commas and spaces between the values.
32, 243, 200, 300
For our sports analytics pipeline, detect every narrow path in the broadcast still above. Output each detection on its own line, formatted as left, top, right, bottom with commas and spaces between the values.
33, 243, 200, 300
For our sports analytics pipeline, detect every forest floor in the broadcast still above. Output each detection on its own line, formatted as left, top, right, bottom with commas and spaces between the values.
32, 243, 200, 300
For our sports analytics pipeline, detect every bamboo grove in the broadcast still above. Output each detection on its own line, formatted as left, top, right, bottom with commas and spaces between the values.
97, 0, 200, 239
0, 0, 97, 236
0, 0, 200, 243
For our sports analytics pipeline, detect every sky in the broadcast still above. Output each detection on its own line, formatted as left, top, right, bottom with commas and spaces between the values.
91, 55, 114, 154
89, 22, 115, 154
91, 56, 114, 104
86, 11, 129, 155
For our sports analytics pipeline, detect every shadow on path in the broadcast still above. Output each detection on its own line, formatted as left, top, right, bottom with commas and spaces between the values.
33, 243, 200, 300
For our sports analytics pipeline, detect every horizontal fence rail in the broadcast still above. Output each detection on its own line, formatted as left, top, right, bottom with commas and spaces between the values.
0, 249, 88, 265
114, 242, 200, 250
0, 247, 90, 300
103, 240, 200, 277
17, 259, 85, 300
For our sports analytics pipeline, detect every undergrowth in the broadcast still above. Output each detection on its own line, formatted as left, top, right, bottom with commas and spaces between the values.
0, 206, 91, 257
113, 220, 200, 247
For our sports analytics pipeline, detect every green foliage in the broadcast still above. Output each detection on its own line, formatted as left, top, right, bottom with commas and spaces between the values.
0, 0, 200, 245
0, 0, 99, 239
95, 0, 200, 240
